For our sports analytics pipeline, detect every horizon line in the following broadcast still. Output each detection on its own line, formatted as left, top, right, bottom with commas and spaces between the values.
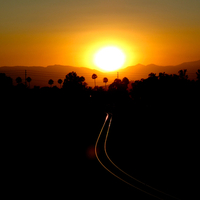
1, 58, 200, 69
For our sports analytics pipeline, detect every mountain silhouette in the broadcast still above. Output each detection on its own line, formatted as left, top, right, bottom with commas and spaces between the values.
0, 60, 200, 88
0, 65, 105, 88
119, 60, 200, 81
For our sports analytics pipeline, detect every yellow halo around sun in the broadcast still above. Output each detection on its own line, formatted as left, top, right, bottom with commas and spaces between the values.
94, 46, 126, 72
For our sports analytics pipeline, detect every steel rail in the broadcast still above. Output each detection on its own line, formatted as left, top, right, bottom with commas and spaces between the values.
95, 113, 163, 200
104, 113, 180, 200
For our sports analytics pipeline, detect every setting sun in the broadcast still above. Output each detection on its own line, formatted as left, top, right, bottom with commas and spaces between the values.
94, 46, 126, 72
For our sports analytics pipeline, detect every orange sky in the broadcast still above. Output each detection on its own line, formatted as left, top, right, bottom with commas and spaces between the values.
0, 0, 200, 69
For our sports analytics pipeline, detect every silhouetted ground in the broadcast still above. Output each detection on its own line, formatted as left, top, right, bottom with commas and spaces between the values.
1, 71, 200, 199
2, 90, 130, 199
107, 104, 199, 199
2, 95, 198, 199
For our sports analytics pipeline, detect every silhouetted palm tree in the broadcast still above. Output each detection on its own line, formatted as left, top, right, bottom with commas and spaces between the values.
103, 77, 108, 89
92, 74, 97, 87
26, 77, 32, 88
48, 79, 54, 87
58, 79, 63, 88
16, 77, 22, 85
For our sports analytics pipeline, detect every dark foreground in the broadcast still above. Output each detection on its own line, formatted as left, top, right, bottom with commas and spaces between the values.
1, 91, 199, 200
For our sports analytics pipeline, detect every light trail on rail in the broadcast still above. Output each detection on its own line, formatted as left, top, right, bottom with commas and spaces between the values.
95, 112, 180, 200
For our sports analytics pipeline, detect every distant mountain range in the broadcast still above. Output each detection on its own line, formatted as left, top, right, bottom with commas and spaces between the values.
119, 60, 200, 81
0, 60, 200, 88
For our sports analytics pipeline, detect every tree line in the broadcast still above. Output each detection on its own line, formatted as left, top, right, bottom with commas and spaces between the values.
1, 69, 200, 92
1, 68, 200, 116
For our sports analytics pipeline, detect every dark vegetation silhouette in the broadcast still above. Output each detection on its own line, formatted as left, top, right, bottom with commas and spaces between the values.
1, 68, 200, 199
103, 77, 108, 89
26, 77, 32, 88
92, 73, 98, 87
63, 71, 86, 94
0, 73, 13, 90
57, 78, 63, 88
48, 78, 54, 87
16, 76, 22, 84
196, 69, 200, 81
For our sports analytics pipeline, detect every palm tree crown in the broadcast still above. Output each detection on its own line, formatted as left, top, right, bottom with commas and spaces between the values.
16, 77, 22, 84
26, 77, 32, 88
92, 74, 97, 87
48, 79, 54, 87
103, 77, 108, 89
58, 79, 63, 88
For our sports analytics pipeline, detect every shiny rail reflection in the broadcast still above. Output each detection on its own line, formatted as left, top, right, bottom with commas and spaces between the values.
95, 112, 180, 200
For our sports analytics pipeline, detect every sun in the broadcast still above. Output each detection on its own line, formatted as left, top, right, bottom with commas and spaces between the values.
94, 46, 126, 72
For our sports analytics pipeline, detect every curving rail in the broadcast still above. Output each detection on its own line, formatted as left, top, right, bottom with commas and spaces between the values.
95, 112, 180, 200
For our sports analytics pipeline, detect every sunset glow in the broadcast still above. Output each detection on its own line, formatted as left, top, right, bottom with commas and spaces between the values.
0, 1, 199, 68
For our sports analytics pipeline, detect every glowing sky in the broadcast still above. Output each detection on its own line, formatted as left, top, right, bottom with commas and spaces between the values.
0, 0, 200, 68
